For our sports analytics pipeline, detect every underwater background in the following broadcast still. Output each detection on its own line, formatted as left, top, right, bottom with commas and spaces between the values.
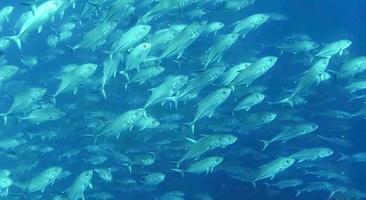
0, 0, 366, 199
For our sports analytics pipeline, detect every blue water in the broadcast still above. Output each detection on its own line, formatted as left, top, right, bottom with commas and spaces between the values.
0, 0, 366, 200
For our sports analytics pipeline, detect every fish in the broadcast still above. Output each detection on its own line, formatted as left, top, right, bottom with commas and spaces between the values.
290, 147, 334, 162
100, 56, 121, 99
141, 172, 165, 186
26, 166, 63, 193
108, 25, 151, 59
144, 75, 188, 108
233, 92, 265, 112
173, 156, 224, 176
160, 21, 207, 59
123, 66, 165, 89
275, 57, 330, 108
52, 63, 98, 100
186, 88, 232, 133
313, 39, 352, 59
0, 87, 47, 125
204, 33, 239, 68
0, 6, 14, 32
232, 13, 269, 38
94, 108, 146, 140
229, 56, 277, 88
70, 21, 117, 51
66, 170, 94, 200
251, 157, 295, 186
0, 65, 19, 87
177, 134, 237, 167
122, 43, 152, 80
5, 0, 66, 49
19, 105, 65, 124
258, 123, 319, 150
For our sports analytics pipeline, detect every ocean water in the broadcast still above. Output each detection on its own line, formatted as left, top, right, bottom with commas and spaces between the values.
0, 0, 366, 200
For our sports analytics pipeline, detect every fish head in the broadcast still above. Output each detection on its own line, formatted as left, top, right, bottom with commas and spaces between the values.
254, 92, 265, 99
253, 14, 270, 25
308, 123, 319, 131
6, 65, 20, 74
216, 88, 232, 102
0, 169, 11, 177
141, 43, 152, 50
142, 155, 156, 165
132, 109, 146, 121
220, 134, 238, 146
264, 56, 278, 67
81, 63, 98, 76
210, 22, 225, 29
266, 112, 277, 121
279, 157, 295, 169
80, 170, 94, 183
105, 21, 118, 32
309, 41, 320, 50
0, 176, 13, 188
154, 66, 165, 75
48, 167, 63, 179
319, 148, 334, 158
3, 6, 14, 15
30, 87, 48, 99
338, 39, 352, 49
211, 156, 224, 166
172, 75, 188, 89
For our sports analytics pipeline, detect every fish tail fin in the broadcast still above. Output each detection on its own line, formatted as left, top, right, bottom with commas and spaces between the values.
121, 163, 132, 173
101, 87, 107, 100
48, 94, 57, 105
269, 96, 294, 109
169, 160, 182, 168
82, 133, 101, 144
62, 44, 76, 55
176, 161, 181, 168
87, 1, 101, 17
337, 153, 350, 162
165, 96, 179, 109
12, 181, 27, 191
119, 71, 129, 82
0, 113, 8, 125
251, 181, 256, 187
257, 139, 271, 151
171, 169, 184, 178
184, 122, 195, 134
4, 35, 22, 50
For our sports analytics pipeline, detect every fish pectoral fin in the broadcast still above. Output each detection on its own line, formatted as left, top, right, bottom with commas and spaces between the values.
37, 25, 43, 33
208, 111, 215, 118
184, 137, 197, 143
73, 87, 79, 95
